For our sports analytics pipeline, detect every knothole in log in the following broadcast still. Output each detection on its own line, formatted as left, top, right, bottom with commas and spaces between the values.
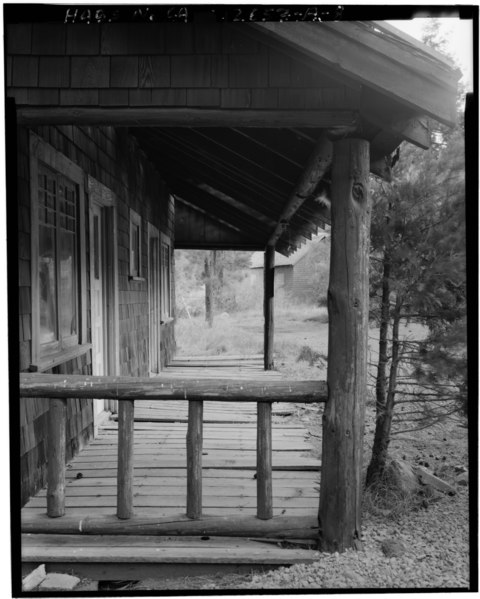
352, 182, 365, 203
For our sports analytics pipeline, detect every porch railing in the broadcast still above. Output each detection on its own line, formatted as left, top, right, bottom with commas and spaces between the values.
19, 374, 327, 521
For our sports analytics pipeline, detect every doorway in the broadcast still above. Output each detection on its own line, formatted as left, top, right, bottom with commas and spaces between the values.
88, 176, 119, 432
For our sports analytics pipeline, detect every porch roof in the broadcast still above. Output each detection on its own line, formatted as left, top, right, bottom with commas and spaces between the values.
7, 17, 460, 256
130, 21, 459, 256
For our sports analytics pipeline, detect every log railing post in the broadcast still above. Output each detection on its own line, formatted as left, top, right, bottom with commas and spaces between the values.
319, 137, 371, 552
117, 399, 134, 519
47, 398, 67, 517
264, 245, 275, 370
257, 401, 273, 519
187, 400, 203, 519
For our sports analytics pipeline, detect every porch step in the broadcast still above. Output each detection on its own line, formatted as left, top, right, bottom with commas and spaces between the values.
22, 533, 318, 580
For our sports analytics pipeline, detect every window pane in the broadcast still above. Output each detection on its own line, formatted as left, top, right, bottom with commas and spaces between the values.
39, 224, 57, 344
59, 230, 77, 338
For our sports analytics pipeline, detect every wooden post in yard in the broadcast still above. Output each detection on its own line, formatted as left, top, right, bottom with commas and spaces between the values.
264, 245, 275, 370
319, 138, 371, 552
187, 400, 203, 518
117, 399, 134, 519
47, 398, 67, 517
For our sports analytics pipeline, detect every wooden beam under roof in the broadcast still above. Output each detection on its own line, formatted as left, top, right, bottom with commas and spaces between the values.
169, 178, 272, 238
268, 133, 333, 247
163, 127, 295, 198
134, 130, 285, 221
147, 128, 290, 213
184, 128, 298, 190
17, 107, 359, 128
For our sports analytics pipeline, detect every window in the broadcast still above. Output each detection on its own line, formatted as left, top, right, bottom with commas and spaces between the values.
160, 233, 172, 320
129, 209, 142, 279
38, 165, 79, 348
30, 133, 88, 369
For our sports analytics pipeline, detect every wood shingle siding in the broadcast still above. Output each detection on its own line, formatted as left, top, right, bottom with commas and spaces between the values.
18, 120, 175, 503
7, 22, 355, 113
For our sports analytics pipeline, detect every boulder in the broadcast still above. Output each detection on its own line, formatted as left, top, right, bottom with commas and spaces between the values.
22, 564, 46, 591
381, 538, 407, 558
39, 573, 80, 591
386, 459, 419, 496
456, 472, 469, 486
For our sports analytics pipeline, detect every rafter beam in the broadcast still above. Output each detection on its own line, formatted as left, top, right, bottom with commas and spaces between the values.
268, 133, 332, 247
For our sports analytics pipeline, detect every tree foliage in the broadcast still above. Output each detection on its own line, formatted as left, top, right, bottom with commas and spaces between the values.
366, 126, 466, 485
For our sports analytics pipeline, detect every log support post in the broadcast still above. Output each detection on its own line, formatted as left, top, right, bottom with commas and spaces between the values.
319, 138, 371, 552
187, 400, 203, 519
117, 399, 134, 519
47, 398, 67, 517
257, 401, 273, 519
264, 245, 275, 371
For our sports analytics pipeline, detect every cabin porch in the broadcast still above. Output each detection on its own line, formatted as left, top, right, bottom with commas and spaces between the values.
20, 356, 324, 580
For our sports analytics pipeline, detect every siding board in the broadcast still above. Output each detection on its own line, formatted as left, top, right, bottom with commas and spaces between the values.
32, 24, 66, 55
66, 24, 101, 55
71, 57, 110, 88
110, 57, 138, 87
139, 56, 170, 88
6, 23, 32, 54
171, 56, 212, 88
12, 57, 39, 88
38, 57, 70, 88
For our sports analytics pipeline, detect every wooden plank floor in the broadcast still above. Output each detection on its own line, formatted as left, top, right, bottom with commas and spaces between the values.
21, 356, 321, 574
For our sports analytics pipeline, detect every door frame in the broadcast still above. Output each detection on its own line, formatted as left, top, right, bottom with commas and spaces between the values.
88, 176, 119, 430
148, 223, 161, 375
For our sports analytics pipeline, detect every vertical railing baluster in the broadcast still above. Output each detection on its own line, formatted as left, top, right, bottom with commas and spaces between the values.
187, 399, 203, 519
117, 399, 134, 519
257, 401, 273, 519
47, 397, 67, 517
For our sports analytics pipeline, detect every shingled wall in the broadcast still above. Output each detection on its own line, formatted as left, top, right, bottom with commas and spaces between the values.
18, 124, 175, 503
6, 22, 359, 112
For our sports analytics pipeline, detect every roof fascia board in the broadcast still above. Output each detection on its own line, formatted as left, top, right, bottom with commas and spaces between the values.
250, 22, 458, 127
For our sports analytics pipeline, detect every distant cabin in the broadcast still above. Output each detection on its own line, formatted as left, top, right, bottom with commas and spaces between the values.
250, 233, 330, 304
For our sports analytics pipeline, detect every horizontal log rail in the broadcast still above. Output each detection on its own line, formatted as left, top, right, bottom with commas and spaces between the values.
19, 373, 327, 522
19, 373, 327, 402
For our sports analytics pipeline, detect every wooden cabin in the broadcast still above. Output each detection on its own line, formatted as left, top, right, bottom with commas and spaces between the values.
7, 8, 459, 586
250, 233, 329, 302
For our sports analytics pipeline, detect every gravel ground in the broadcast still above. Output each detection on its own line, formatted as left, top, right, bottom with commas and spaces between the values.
242, 487, 470, 590
127, 406, 471, 593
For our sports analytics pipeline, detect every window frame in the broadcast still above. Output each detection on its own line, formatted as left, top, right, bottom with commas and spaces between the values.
129, 208, 144, 280
160, 233, 173, 322
30, 132, 89, 371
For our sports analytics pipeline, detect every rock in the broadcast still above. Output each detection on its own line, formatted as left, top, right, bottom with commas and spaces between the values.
22, 564, 46, 591
386, 459, 419, 496
456, 472, 469, 486
343, 569, 367, 586
414, 465, 456, 495
454, 465, 467, 474
39, 573, 81, 591
381, 538, 407, 558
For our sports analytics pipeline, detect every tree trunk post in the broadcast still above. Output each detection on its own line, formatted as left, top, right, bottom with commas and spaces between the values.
187, 399, 203, 519
117, 399, 134, 519
257, 401, 273, 519
319, 137, 371, 552
205, 253, 213, 327
47, 398, 67, 517
264, 245, 275, 370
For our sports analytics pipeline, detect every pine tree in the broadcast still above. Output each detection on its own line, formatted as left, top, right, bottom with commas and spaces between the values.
365, 128, 466, 485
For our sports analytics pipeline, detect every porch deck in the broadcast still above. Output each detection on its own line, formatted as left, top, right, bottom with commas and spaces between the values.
21, 356, 322, 579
